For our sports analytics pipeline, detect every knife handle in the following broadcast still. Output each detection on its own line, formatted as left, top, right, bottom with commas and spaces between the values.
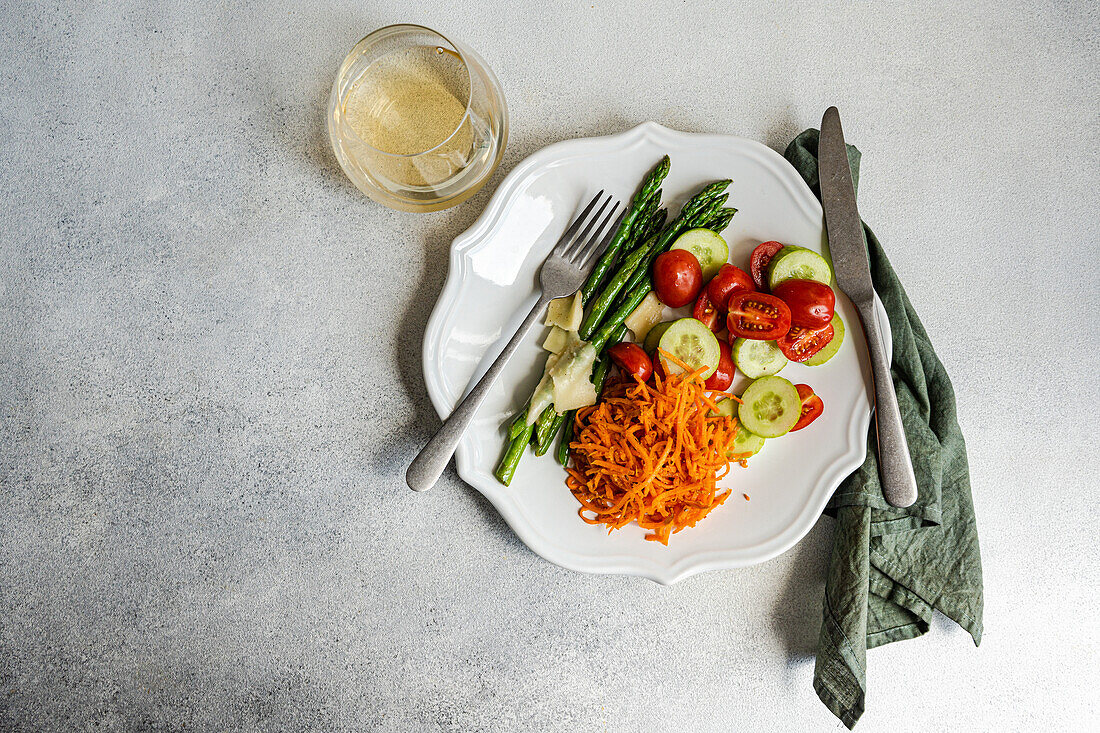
857, 301, 918, 508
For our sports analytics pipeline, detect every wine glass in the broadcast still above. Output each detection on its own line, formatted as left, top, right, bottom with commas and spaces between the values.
327, 24, 508, 212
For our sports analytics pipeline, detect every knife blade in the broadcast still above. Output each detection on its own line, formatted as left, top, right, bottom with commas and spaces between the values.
819, 106, 918, 508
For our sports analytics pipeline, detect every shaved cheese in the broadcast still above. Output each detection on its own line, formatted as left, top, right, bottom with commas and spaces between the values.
545, 292, 583, 331
544, 296, 569, 327
525, 330, 599, 424
542, 325, 569, 354
623, 291, 665, 342
527, 377, 554, 425
551, 357, 597, 411
549, 334, 597, 413
526, 351, 562, 425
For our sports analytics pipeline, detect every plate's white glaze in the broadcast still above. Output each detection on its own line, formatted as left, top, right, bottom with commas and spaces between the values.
422, 122, 890, 584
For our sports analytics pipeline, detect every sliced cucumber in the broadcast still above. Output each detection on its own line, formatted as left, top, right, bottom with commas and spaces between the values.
710, 398, 737, 418
643, 321, 673, 354
738, 376, 801, 438
670, 228, 729, 280
804, 314, 846, 366
710, 399, 765, 458
657, 317, 721, 379
732, 338, 787, 378
768, 246, 832, 289
730, 426, 765, 457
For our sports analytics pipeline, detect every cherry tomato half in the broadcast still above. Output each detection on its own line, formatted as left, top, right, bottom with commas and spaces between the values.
772, 279, 836, 329
706, 264, 755, 310
749, 241, 786, 291
607, 342, 653, 382
704, 340, 735, 391
652, 250, 703, 308
726, 291, 792, 340
777, 323, 834, 362
692, 291, 722, 332
791, 384, 824, 431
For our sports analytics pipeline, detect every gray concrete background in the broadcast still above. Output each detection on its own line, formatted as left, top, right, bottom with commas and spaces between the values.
1, 1, 1097, 730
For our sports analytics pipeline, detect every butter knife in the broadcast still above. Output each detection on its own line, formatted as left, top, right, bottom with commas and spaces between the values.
818, 107, 918, 508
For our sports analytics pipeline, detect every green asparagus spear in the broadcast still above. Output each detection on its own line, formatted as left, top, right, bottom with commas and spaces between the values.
495, 422, 534, 485
590, 281, 653, 352
595, 201, 662, 299
617, 192, 730, 300
579, 156, 669, 303
630, 193, 660, 241
577, 228, 665, 339
675, 180, 733, 226
536, 192, 734, 455
591, 203, 734, 356
629, 193, 665, 239
704, 206, 737, 233
507, 408, 528, 439
637, 208, 668, 248
555, 413, 575, 465
580, 182, 730, 337
533, 403, 559, 451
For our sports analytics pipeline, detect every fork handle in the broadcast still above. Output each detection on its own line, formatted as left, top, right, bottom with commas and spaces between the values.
406, 293, 552, 492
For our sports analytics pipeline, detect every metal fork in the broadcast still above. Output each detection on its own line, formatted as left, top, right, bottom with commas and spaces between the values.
406, 192, 623, 492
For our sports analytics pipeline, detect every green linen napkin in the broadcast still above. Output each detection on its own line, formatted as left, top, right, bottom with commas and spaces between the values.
783, 130, 984, 728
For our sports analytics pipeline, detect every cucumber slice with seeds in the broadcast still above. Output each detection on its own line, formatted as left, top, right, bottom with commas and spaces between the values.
670, 228, 729, 280
732, 338, 787, 378
768, 246, 832, 289
804, 314, 845, 366
657, 318, 721, 379
738, 376, 800, 438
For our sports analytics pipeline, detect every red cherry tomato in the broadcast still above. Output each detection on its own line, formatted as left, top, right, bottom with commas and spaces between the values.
791, 384, 824, 431
771, 279, 836, 329
706, 264, 754, 310
607, 342, 653, 382
704, 340, 735, 391
652, 250, 703, 308
725, 292, 792, 340
749, 241, 785, 291
692, 291, 722, 332
777, 323, 834, 362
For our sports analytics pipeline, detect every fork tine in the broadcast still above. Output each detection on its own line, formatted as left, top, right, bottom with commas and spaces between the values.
577, 206, 625, 269
563, 194, 614, 260
570, 200, 620, 263
551, 190, 604, 257
568, 198, 620, 261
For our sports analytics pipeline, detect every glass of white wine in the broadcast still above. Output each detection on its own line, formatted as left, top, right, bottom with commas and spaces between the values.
327, 25, 508, 212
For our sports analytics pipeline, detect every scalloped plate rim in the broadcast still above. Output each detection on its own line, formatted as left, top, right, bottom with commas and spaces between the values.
421, 122, 890, 584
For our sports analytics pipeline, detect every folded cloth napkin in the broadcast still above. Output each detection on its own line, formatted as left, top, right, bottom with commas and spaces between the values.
783, 130, 984, 728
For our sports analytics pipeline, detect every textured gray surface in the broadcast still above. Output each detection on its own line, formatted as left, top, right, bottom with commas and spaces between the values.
1, 0, 1097, 730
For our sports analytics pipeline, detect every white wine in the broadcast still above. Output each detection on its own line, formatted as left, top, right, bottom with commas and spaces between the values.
342, 45, 476, 189
328, 25, 507, 211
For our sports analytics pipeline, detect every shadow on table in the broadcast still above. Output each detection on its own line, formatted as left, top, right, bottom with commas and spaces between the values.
769, 516, 833, 661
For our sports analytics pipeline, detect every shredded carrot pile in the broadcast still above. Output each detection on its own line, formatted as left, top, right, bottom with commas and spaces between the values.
565, 349, 745, 545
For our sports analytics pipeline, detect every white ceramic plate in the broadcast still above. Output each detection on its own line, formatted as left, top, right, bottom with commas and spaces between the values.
422, 122, 890, 584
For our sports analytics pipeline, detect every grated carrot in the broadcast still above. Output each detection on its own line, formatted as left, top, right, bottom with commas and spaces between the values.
565, 350, 745, 545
